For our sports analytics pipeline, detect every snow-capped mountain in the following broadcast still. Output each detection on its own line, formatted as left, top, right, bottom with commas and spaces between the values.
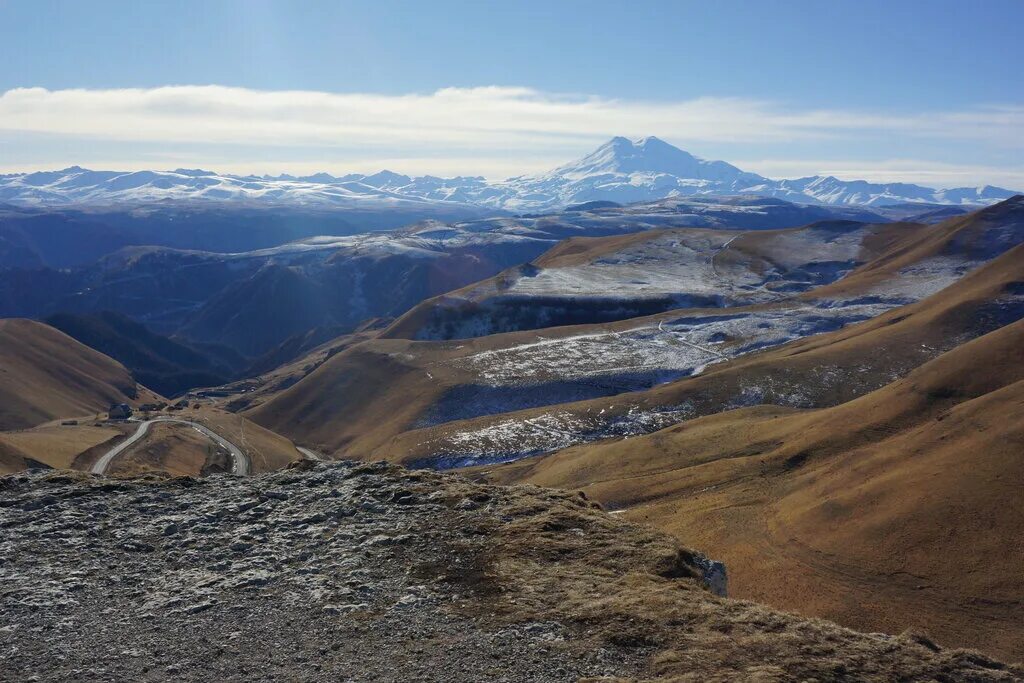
551, 136, 756, 180
478, 137, 1018, 210
762, 175, 1020, 207
0, 137, 1017, 211
473, 136, 774, 212
0, 166, 471, 209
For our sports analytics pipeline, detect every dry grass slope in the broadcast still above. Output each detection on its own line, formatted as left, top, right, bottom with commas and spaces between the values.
251, 201, 1024, 466
0, 438, 31, 474
381, 238, 1024, 466
480, 319, 1024, 661
0, 319, 156, 430
108, 422, 224, 477
0, 424, 123, 472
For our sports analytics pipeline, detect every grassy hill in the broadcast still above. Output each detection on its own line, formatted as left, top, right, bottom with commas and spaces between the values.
478, 318, 1024, 660
0, 438, 31, 473
0, 318, 157, 430
382, 220, 929, 341
248, 202, 1024, 466
242, 200, 1024, 659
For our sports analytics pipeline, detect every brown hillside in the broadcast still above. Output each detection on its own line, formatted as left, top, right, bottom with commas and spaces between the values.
252, 200, 1023, 464
479, 319, 1024, 660
805, 195, 1024, 299
0, 424, 123, 472
192, 408, 302, 473
384, 198, 1020, 345
381, 220, 926, 341
361, 239, 1024, 465
0, 438, 31, 474
108, 421, 223, 477
246, 339, 454, 456
0, 318, 156, 430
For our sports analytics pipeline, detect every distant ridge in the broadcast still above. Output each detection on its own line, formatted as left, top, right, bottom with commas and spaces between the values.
0, 137, 1017, 211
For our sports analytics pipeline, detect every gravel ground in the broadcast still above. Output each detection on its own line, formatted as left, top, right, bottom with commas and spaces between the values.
1, 462, 1020, 682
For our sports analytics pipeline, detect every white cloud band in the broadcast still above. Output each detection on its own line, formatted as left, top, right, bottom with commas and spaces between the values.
3, 85, 1022, 147
1, 85, 1022, 185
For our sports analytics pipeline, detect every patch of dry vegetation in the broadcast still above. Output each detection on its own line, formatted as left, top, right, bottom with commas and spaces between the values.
0, 438, 31, 474
191, 407, 301, 472
109, 422, 223, 477
411, 469, 1022, 682
0, 424, 122, 470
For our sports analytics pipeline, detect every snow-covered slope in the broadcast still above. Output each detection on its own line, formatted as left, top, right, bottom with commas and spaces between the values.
385, 218, 922, 341
1, 137, 1017, 211
764, 176, 1020, 207
0, 166, 478, 210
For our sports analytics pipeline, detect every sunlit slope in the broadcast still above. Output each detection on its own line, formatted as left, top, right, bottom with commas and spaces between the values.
0, 438, 32, 474
363, 239, 1024, 465
383, 220, 927, 340
480, 318, 1024, 660
249, 201, 1024, 464
387, 197, 1021, 342
804, 193, 1024, 300
246, 340, 451, 456
0, 424, 123, 472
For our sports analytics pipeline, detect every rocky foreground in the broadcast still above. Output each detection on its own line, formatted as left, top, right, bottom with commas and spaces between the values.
1, 462, 1020, 682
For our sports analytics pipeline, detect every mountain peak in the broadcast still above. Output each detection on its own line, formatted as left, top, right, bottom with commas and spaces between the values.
634, 135, 670, 147
360, 170, 412, 188
550, 136, 755, 183
172, 168, 216, 177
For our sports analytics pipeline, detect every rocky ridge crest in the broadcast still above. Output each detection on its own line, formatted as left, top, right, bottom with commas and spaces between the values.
1, 462, 1018, 682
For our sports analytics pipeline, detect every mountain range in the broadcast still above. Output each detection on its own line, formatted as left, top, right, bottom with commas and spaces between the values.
1, 136, 1017, 211
0, 196, 888, 357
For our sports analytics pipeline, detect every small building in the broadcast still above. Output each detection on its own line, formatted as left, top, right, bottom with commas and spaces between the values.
108, 404, 133, 420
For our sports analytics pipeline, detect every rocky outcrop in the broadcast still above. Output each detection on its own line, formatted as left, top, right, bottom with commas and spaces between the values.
1, 462, 1018, 682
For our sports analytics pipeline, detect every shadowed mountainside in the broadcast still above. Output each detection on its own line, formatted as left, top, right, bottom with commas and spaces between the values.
383, 219, 928, 340
0, 196, 887, 358
44, 311, 244, 396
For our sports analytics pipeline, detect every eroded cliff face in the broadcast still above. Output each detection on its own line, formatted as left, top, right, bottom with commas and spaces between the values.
1, 462, 1018, 682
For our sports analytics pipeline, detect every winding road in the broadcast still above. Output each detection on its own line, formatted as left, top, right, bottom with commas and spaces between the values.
91, 417, 251, 476
296, 446, 324, 462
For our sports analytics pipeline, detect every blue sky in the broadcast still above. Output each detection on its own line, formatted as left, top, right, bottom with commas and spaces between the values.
1, 0, 1022, 187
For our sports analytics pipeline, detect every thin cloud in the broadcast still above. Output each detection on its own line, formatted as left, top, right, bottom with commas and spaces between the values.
2, 85, 1022, 147
0, 85, 1022, 184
